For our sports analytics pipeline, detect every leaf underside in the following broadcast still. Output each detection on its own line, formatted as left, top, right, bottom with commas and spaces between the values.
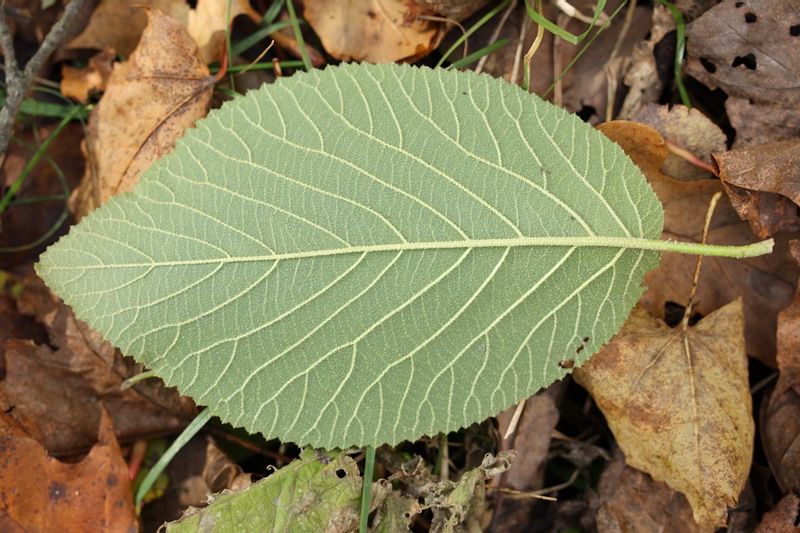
37, 63, 663, 448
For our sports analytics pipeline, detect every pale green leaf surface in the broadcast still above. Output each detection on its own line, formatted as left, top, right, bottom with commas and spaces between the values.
37, 63, 663, 448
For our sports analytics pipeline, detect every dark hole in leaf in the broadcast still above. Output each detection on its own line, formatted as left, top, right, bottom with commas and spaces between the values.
582, 337, 589, 343
335, 468, 347, 478
744, 12, 757, 23
367, 10, 377, 19
791, 25, 800, 36
700, 57, 716, 73
731, 53, 757, 70
735, 1, 744, 6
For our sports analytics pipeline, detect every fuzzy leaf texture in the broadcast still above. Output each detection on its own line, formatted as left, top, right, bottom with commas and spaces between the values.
37, 63, 664, 448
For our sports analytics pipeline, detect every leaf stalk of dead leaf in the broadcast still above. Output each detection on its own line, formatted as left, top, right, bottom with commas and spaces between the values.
666, 139, 715, 173
682, 191, 723, 331
0, 0, 87, 161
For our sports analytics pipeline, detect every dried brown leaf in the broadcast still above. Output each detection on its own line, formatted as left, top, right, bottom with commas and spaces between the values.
685, 0, 800, 108
761, 375, 800, 494
0, 275, 196, 455
599, 121, 797, 365
0, 408, 138, 533
777, 241, 800, 373
762, 241, 800, 493
574, 300, 754, 530
754, 493, 800, 533
596, 448, 700, 533
496, 389, 559, 491
69, 8, 214, 220
713, 140, 800, 238
725, 96, 800, 149
303, 0, 444, 63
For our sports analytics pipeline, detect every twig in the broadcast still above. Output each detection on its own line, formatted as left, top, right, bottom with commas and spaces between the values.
0, 0, 86, 160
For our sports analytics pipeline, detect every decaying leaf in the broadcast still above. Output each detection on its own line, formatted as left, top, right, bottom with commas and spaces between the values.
600, 121, 796, 366
0, 408, 138, 532
685, 0, 800, 109
303, 0, 445, 63
574, 300, 754, 530
713, 139, 800, 239
685, 0, 800, 148
725, 95, 800, 149
166, 447, 386, 532
69, 9, 215, 220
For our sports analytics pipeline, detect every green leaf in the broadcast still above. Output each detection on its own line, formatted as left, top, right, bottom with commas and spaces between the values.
37, 63, 664, 448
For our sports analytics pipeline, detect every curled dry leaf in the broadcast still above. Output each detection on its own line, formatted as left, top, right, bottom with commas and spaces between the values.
573, 300, 754, 530
713, 140, 800, 239
0, 408, 138, 532
599, 121, 796, 366
69, 9, 215, 220
303, 0, 445, 63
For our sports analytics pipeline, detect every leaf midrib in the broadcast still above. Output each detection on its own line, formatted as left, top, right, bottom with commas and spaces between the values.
47, 235, 669, 270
